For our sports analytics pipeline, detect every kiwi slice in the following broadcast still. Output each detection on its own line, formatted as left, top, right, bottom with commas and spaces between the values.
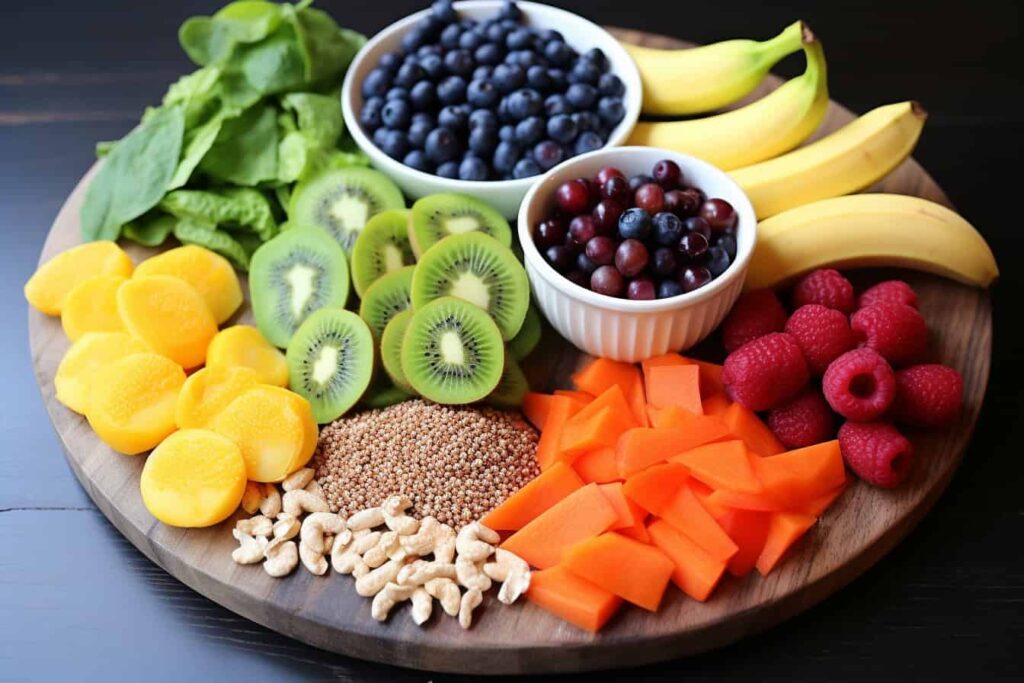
358, 265, 415, 339
286, 308, 374, 423
249, 226, 349, 348
487, 352, 529, 408
289, 167, 404, 253
380, 309, 415, 392
350, 209, 416, 297
361, 375, 413, 409
507, 304, 542, 361
411, 232, 529, 341
409, 193, 512, 258
401, 296, 504, 404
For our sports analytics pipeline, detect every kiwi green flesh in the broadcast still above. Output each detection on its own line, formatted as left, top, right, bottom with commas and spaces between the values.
249, 227, 349, 348
486, 353, 529, 408
350, 209, 415, 298
411, 231, 529, 341
380, 309, 415, 392
286, 308, 374, 423
409, 192, 511, 258
401, 297, 503, 405
507, 304, 542, 361
289, 167, 404, 253
358, 265, 415, 339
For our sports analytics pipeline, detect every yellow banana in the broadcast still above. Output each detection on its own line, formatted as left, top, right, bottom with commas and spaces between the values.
625, 20, 806, 116
627, 26, 829, 171
747, 194, 999, 289
731, 101, 927, 218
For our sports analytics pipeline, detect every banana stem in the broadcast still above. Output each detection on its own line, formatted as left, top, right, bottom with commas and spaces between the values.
757, 20, 806, 63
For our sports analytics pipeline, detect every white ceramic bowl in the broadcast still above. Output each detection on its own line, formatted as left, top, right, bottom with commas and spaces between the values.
518, 147, 756, 362
341, 0, 641, 218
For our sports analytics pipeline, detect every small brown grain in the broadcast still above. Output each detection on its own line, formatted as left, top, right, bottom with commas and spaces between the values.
311, 400, 540, 528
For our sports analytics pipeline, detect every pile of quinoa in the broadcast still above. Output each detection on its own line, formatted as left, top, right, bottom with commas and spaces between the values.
311, 400, 540, 528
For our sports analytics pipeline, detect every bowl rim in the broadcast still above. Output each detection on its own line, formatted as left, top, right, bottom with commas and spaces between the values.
517, 146, 757, 313
340, 0, 642, 191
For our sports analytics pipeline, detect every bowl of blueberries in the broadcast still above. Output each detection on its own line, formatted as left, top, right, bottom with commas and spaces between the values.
517, 146, 756, 362
341, 0, 641, 217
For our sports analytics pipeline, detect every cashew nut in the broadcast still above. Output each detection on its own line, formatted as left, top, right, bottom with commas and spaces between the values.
258, 484, 282, 517
282, 489, 329, 517
459, 588, 483, 629
240, 481, 264, 515
483, 548, 531, 605
425, 577, 461, 617
455, 522, 499, 562
371, 582, 415, 622
355, 559, 402, 597
323, 533, 335, 555
410, 587, 433, 625
235, 515, 273, 538
397, 559, 457, 586
363, 531, 400, 569
433, 525, 457, 564
300, 542, 329, 575
382, 495, 419, 535
351, 530, 381, 554
300, 512, 345, 554
263, 540, 298, 577
347, 506, 385, 531
281, 467, 314, 492
332, 548, 368, 577
272, 516, 301, 541
401, 516, 455, 561
456, 554, 492, 592
304, 479, 326, 502
231, 529, 268, 565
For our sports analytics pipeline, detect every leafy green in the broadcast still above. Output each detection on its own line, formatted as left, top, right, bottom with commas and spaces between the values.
281, 92, 341, 147
199, 104, 279, 185
293, 6, 362, 88
160, 187, 277, 240
122, 212, 177, 247
81, 105, 185, 241
172, 218, 251, 270
179, 1, 284, 67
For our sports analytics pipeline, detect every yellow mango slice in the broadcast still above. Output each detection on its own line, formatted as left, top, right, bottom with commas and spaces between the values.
175, 365, 261, 429
25, 241, 133, 315
85, 352, 185, 455
55, 331, 149, 414
140, 429, 247, 527
117, 275, 217, 369
133, 245, 243, 324
60, 274, 127, 341
210, 385, 318, 482
205, 325, 289, 387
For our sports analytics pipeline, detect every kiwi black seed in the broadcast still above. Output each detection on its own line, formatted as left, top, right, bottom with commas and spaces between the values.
289, 167, 404, 253
400, 296, 504, 404
409, 192, 512, 258
380, 309, 415, 392
285, 308, 374, 423
358, 265, 415, 339
350, 208, 416, 297
410, 231, 529, 341
507, 304, 542, 361
486, 352, 530, 409
249, 226, 350, 348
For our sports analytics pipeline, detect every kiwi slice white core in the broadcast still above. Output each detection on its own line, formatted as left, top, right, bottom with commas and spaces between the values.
443, 215, 482, 234
329, 195, 370, 235
383, 243, 405, 272
450, 272, 490, 310
311, 345, 340, 385
286, 264, 317, 318
440, 331, 466, 366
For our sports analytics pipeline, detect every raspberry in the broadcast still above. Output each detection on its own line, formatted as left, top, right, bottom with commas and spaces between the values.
791, 269, 855, 313
857, 280, 918, 310
850, 303, 928, 366
722, 332, 809, 411
767, 388, 836, 449
784, 304, 856, 375
721, 289, 788, 353
838, 421, 914, 488
822, 348, 895, 421
891, 364, 963, 428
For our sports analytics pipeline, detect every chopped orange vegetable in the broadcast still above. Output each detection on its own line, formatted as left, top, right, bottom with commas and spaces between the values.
535, 396, 574, 470
640, 353, 688, 375
622, 462, 690, 516
572, 447, 621, 484
659, 485, 739, 562
644, 364, 702, 414
688, 479, 731, 519
572, 357, 639, 396
617, 521, 651, 543
617, 417, 731, 477
706, 488, 782, 513
482, 462, 583, 531
563, 532, 675, 611
559, 385, 637, 458
716, 509, 772, 577
798, 481, 848, 517
701, 393, 731, 416
598, 482, 646, 530
647, 519, 726, 602
647, 405, 691, 429
626, 375, 650, 427
527, 564, 622, 632
670, 440, 763, 494
554, 389, 595, 403
722, 402, 785, 456
755, 512, 817, 575
751, 440, 846, 508
501, 483, 618, 569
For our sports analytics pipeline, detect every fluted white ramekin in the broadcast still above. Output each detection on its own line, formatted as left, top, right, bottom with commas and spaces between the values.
517, 146, 756, 362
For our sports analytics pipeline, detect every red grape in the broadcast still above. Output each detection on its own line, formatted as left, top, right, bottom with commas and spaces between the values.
585, 236, 616, 265
601, 176, 630, 203
671, 188, 703, 217
615, 239, 649, 277
595, 166, 625, 185
565, 269, 589, 288
627, 276, 657, 300
683, 216, 711, 239
545, 245, 573, 272
534, 217, 566, 248
568, 215, 597, 246
699, 198, 737, 233
628, 174, 654, 192
652, 247, 678, 276
591, 265, 625, 297
678, 231, 709, 260
652, 159, 682, 188
591, 199, 625, 234
679, 265, 712, 292
555, 178, 592, 214
634, 183, 665, 214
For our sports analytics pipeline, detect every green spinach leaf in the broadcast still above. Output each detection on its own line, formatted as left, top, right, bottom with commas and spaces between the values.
122, 212, 177, 247
199, 104, 279, 185
173, 218, 251, 270
160, 187, 277, 240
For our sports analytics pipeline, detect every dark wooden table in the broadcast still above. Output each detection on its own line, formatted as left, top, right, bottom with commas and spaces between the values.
2, 1, 1022, 679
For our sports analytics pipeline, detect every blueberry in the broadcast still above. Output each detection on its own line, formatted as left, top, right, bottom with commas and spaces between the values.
506, 28, 533, 50
493, 64, 526, 93
514, 116, 545, 145
401, 27, 430, 54
652, 247, 679, 277
430, 0, 458, 23
568, 60, 601, 85
653, 212, 684, 246
543, 41, 574, 68
440, 23, 462, 48
475, 43, 504, 66
403, 149, 431, 173
419, 14, 445, 39
380, 99, 412, 129
417, 44, 442, 58
512, 157, 541, 179
493, 141, 520, 174
498, 0, 523, 20
412, 111, 434, 126
573, 131, 603, 155
379, 129, 408, 159
458, 31, 483, 51
498, 124, 516, 142
436, 160, 460, 179
473, 65, 493, 80
582, 47, 609, 71
385, 86, 408, 101
571, 111, 599, 132
566, 83, 598, 109
598, 73, 625, 97
540, 28, 563, 42
597, 96, 625, 125
443, 49, 474, 77
506, 49, 543, 67
378, 52, 401, 74
410, 81, 436, 111
468, 126, 497, 156
533, 140, 564, 171
436, 76, 467, 105
506, 88, 543, 119
469, 109, 497, 131
546, 114, 577, 144
716, 233, 737, 259
458, 155, 489, 181
526, 65, 552, 91
437, 105, 468, 132
547, 68, 568, 91
467, 79, 500, 108
707, 246, 731, 277
372, 126, 389, 147
544, 94, 571, 117
619, 208, 651, 240
424, 127, 462, 163
500, 17, 520, 30
486, 22, 508, 43
408, 118, 432, 148
657, 280, 684, 299
361, 68, 391, 99
576, 253, 598, 275
359, 96, 385, 131
394, 62, 425, 88
419, 53, 445, 80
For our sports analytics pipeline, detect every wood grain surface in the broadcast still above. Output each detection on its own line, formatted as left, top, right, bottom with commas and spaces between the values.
26, 30, 992, 675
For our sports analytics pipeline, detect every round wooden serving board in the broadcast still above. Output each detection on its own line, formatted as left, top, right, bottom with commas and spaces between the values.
28, 29, 992, 675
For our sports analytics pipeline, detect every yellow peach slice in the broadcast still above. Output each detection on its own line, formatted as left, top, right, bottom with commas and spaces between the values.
205, 325, 289, 387
60, 274, 128, 341
140, 429, 247, 528
210, 385, 317, 482
175, 365, 261, 429
25, 241, 133, 315
117, 275, 217, 369
55, 331, 149, 414
85, 352, 185, 455
133, 245, 243, 324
